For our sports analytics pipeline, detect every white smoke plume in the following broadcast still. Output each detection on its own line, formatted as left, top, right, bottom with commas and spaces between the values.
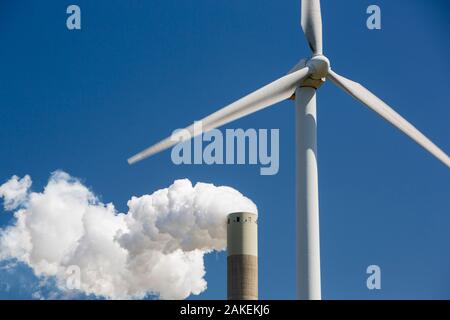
0, 171, 257, 299
0, 175, 31, 211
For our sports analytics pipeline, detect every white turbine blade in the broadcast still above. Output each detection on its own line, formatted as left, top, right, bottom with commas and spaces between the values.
301, 0, 323, 55
128, 67, 311, 164
327, 69, 450, 168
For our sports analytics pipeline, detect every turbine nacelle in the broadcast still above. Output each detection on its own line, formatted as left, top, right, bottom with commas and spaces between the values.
307, 55, 330, 80
288, 55, 330, 91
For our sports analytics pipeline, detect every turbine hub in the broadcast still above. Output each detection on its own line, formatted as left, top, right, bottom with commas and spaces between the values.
307, 55, 330, 80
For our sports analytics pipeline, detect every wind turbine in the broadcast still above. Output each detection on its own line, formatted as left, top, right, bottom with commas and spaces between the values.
127, 0, 450, 299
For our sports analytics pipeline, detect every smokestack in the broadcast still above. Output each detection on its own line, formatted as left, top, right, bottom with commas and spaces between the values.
227, 212, 258, 300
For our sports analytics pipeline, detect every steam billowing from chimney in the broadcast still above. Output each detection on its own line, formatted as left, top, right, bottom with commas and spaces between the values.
0, 171, 257, 299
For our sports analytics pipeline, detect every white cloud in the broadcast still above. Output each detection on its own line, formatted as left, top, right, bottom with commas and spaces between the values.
0, 171, 257, 299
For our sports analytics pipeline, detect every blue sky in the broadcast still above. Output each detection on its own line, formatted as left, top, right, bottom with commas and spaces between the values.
0, 0, 449, 299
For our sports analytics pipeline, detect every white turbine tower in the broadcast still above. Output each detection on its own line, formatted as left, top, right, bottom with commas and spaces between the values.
127, 0, 450, 299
